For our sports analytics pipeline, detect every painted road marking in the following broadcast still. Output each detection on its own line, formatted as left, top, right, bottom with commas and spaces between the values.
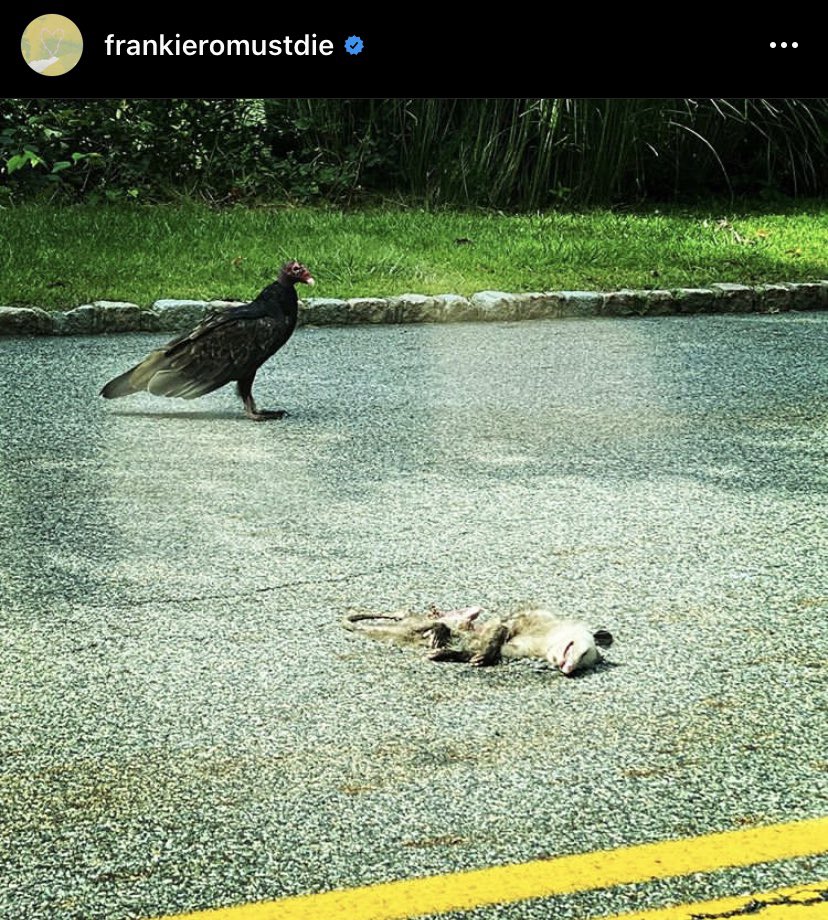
156, 815, 828, 920
606, 882, 828, 919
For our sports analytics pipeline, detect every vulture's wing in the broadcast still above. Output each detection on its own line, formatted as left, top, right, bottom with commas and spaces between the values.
145, 311, 290, 399
163, 304, 266, 356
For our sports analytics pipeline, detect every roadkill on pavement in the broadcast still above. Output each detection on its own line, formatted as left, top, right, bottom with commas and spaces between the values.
343, 606, 613, 676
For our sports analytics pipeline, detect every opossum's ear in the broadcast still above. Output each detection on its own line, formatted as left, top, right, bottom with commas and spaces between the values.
593, 630, 613, 648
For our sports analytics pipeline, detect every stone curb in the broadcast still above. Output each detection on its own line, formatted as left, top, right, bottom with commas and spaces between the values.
2, 283, 828, 337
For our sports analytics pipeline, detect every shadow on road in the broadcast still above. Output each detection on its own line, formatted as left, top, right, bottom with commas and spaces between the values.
108, 408, 247, 421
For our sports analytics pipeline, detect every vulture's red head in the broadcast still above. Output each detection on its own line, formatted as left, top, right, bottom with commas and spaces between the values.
280, 260, 315, 287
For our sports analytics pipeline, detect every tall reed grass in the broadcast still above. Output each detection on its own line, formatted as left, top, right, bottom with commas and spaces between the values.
275, 98, 828, 207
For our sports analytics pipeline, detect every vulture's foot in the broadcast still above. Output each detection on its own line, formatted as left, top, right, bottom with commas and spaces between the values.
243, 394, 287, 421
246, 407, 288, 422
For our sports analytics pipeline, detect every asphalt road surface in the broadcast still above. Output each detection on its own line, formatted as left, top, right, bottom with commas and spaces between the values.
1, 313, 827, 919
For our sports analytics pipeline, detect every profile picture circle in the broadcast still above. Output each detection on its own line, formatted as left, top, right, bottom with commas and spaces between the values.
21, 14, 83, 76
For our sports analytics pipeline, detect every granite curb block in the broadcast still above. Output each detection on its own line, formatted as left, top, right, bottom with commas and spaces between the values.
2, 282, 828, 336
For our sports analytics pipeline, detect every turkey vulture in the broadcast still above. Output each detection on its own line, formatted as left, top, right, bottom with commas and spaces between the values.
100, 260, 314, 420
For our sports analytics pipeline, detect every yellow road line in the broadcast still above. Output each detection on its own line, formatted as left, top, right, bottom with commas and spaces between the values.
157, 815, 828, 920
607, 881, 828, 920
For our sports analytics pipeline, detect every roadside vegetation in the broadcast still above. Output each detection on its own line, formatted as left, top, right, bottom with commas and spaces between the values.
2, 99, 826, 308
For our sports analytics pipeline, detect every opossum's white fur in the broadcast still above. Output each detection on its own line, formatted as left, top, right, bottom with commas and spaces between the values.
500, 609, 606, 675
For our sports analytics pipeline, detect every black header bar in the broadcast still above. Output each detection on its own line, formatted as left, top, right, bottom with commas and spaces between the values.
2, 10, 820, 97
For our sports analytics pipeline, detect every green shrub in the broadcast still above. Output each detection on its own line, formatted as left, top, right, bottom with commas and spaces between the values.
2, 99, 827, 207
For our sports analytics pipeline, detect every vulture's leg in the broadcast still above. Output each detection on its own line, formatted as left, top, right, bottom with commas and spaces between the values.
237, 375, 287, 421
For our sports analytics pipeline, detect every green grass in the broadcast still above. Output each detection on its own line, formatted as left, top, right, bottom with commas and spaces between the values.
1, 202, 827, 310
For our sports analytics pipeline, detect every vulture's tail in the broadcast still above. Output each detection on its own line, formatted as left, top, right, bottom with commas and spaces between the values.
100, 351, 166, 399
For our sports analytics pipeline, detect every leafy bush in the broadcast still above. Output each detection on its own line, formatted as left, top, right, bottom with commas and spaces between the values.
2, 99, 827, 207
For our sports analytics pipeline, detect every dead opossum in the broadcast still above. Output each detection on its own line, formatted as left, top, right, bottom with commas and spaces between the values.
344, 606, 613, 676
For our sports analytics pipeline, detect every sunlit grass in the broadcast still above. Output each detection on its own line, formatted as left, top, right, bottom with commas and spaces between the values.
1, 202, 826, 309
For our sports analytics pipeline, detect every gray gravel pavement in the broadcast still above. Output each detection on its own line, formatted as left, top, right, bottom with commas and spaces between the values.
1, 314, 827, 919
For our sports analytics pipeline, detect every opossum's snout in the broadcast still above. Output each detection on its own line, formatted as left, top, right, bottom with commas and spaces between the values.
559, 640, 578, 676
552, 636, 600, 675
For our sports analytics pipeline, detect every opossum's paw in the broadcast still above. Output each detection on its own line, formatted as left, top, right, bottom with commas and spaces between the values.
470, 652, 500, 668
425, 623, 452, 649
